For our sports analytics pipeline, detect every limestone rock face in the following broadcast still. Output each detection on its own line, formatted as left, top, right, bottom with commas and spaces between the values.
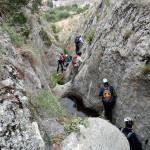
0, 64, 45, 149
63, 0, 150, 148
61, 118, 130, 150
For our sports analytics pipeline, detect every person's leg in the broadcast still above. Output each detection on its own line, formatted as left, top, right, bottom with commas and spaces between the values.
103, 103, 112, 123
106, 108, 112, 123
71, 66, 78, 83
76, 44, 80, 54
57, 63, 60, 73
60, 62, 63, 72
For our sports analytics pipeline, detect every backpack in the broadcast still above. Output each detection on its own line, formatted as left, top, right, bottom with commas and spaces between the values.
72, 55, 77, 65
102, 86, 112, 101
75, 36, 80, 44
61, 54, 65, 62
121, 128, 133, 139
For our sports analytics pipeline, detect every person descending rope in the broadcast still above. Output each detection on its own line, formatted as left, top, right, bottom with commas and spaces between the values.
120, 117, 142, 150
99, 78, 117, 123
57, 53, 64, 74
71, 51, 84, 83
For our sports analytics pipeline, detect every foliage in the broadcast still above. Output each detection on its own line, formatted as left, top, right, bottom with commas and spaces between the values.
41, 4, 89, 22
49, 74, 64, 88
2, 24, 25, 47
106, 0, 110, 7
85, 28, 95, 45
0, 0, 29, 18
31, 0, 42, 14
77, 4, 90, 14
39, 28, 52, 46
9, 12, 27, 25
76, 8, 83, 14
32, 90, 67, 118
54, 35, 59, 42
142, 65, 150, 73
96, 11, 101, 20
64, 117, 87, 135
51, 23, 60, 33
47, 0, 53, 8
41, 8, 70, 22
2, 14, 30, 46
21, 23, 30, 37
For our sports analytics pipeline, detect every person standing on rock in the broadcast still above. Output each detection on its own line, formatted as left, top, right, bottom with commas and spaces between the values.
71, 51, 84, 83
120, 117, 142, 150
75, 35, 84, 54
99, 78, 117, 123
57, 53, 64, 74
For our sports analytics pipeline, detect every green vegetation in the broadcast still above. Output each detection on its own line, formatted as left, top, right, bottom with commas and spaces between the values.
31, 0, 42, 14
96, 11, 101, 20
0, 0, 32, 47
32, 90, 67, 118
2, 24, 27, 47
64, 117, 87, 135
41, 4, 90, 22
41, 8, 70, 22
142, 65, 150, 73
47, 0, 53, 8
54, 35, 59, 42
51, 23, 60, 33
9, 12, 27, 25
39, 28, 52, 46
49, 74, 64, 88
0, 0, 30, 20
76, 4, 90, 14
105, 0, 110, 7
85, 28, 95, 45
1, 11, 30, 47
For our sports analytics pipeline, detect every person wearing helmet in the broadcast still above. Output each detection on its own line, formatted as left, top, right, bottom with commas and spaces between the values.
99, 78, 117, 123
71, 52, 85, 84
120, 117, 142, 150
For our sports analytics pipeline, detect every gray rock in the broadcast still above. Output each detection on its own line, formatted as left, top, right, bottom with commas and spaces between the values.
62, 0, 150, 149
1, 78, 14, 86
61, 118, 130, 150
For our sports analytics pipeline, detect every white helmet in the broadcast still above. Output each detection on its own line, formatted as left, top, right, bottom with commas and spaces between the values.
124, 117, 133, 125
103, 78, 108, 83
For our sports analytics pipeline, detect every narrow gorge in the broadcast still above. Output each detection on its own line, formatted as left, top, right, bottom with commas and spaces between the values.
0, 0, 150, 149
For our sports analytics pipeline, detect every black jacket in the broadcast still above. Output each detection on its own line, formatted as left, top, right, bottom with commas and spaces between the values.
120, 128, 142, 150
99, 83, 117, 103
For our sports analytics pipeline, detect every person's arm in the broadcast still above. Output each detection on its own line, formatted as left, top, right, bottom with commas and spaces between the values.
79, 37, 84, 43
78, 57, 84, 63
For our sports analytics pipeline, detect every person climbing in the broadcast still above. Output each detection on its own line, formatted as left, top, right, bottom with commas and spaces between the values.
61, 53, 65, 66
57, 53, 64, 74
71, 51, 84, 83
64, 54, 69, 68
120, 117, 142, 150
78, 35, 84, 48
75, 35, 84, 54
99, 78, 117, 123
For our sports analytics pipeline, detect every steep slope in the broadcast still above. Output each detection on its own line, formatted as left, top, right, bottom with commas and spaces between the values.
0, 10, 64, 149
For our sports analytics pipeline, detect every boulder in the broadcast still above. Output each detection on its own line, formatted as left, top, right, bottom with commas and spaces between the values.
61, 118, 130, 150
